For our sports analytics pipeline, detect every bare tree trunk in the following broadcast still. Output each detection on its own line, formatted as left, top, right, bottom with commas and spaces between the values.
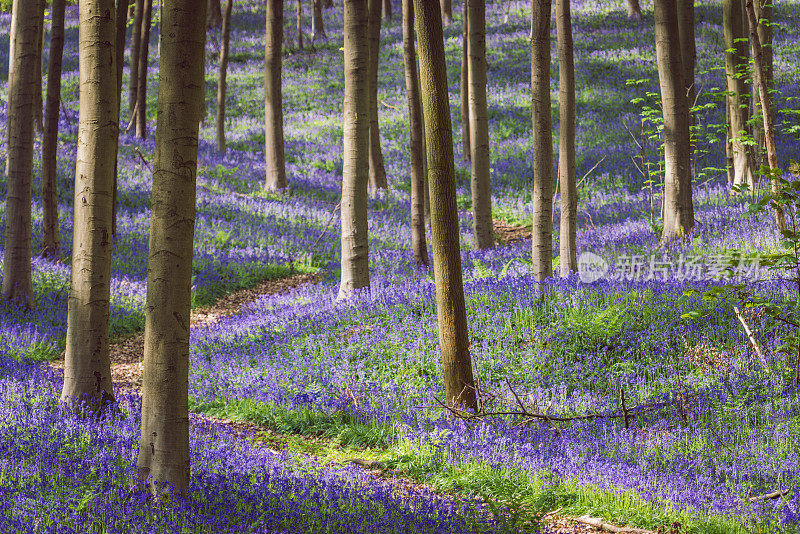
466, 0, 492, 249
338, 0, 371, 299
367, 0, 387, 194
34, 0, 45, 133
440, 0, 452, 25
3, 0, 41, 308
128, 0, 144, 116
460, 10, 469, 162
382, 0, 392, 20
724, 0, 754, 187
137, 0, 206, 497
746, 0, 784, 230
677, 0, 695, 154
135, 0, 153, 139
297, 0, 304, 50
626, 0, 641, 18
41, 0, 65, 260
265, 0, 287, 191
216, 0, 233, 153
557, 0, 576, 276
5, 0, 17, 177
61, 0, 118, 411
531, 0, 552, 280
112, 0, 129, 242
725, 99, 734, 187
414, 0, 477, 411
208, 0, 222, 28
751, 0, 772, 174
402, 0, 428, 266
655, 0, 694, 242
312, 0, 326, 42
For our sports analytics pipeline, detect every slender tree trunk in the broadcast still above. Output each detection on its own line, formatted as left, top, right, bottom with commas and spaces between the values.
725, 99, 735, 187
402, 0, 428, 266
3, 0, 41, 308
751, 0, 772, 173
626, 0, 641, 18
41, 0, 65, 260
382, 0, 392, 20
312, 0, 326, 42
531, 0, 552, 280
265, 0, 287, 191
216, 0, 233, 153
137, 0, 206, 497
338, 0, 371, 299
135, 0, 153, 139
414, 0, 477, 411
128, 0, 144, 116
746, 0, 784, 230
467, 0, 492, 249
724, 0, 754, 187
677, 0, 696, 155
60, 0, 118, 411
367, 0, 387, 194
440, 0, 452, 24
208, 0, 222, 28
655, 0, 694, 242
6, 0, 17, 176
34, 0, 45, 133
324, 0, 333, 7
112, 0, 129, 242
297, 0, 304, 50
557, 0, 576, 276
460, 8, 469, 162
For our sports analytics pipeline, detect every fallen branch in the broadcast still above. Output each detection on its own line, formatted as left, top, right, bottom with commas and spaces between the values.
733, 306, 771, 374
749, 488, 792, 502
379, 99, 398, 111
134, 147, 152, 170
573, 515, 655, 534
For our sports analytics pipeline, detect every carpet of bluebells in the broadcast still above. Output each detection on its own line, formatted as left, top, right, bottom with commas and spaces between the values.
0, 0, 799, 531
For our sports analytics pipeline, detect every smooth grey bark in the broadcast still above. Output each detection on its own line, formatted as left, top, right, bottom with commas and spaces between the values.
135, 0, 153, 138
440, 0, 452, 24
312, 0, 326, 42
265, 0, 287, 190
414, 0, 477, 411
41, 0, 66, 260
382, 0, 391, 20
460, 10, 469, 162
402, 0, 428, 266
466, 0, 492, 249
531, 0, 553, 280
677, 0, 696, 153
297, 0, 304, 50
137, 0, 207, 497
724, 0, 754, 187
627, 0, 641, 18
216, 0, 233, 153
112, 0, 129, 243
34, 0, 44, 133
367, 0, 387, 194
557, 0, 577, 276
128, 0, 144, 115
3, 0, 40, 308
655, 0, 694, 242
208, 0, 222, 28
338, 0, 371, 299
751, 0, 772, 173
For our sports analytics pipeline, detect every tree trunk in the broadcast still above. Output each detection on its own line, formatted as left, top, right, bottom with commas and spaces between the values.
6, 0, 18, 177
382, 0, 392, 20
655, 0, 694, 242
402, 0, 428, 266
208, 0, 222, 28
3, 0, 41, 308
265, 0, 287, 191
439, 0, 452, 25
34, 0, 45, 133
367, 0, 387, 194
745, 0, 784, 230
467, 0, 492, 249
677, 0, 695, 154
626, 0, 641, 19
41, 0, 65, 260
312, 0, 326, 42
136, 0, 206, 497
531, 0, 552, 281
724, 0, 754, 187
338, 0, 371, 299
414, 0, 477, 411
751, 0, 772, 174
557, 0, 576, 276
460, 10, 469, 162
60, 0, 118, 411
135, 0, 153, 139
128, 0, 144, 116
112, 0, 129, 242
297, 0, 304, 50
216, 0, 233, 153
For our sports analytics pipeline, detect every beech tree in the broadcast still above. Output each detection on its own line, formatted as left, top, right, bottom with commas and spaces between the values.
112, 0, 129, 242
3, 0, 42, 307
677, 0, 696, 152
414, 0, 477, 410
531, 0, 553, 281
724, 0, 754, 187
61, 0, 118, 410
440, 0, 452, 25
265, 0, 287, 191
557, 0, 577, 276
34, 0, 45, 133
626, 0, 641, 19
460, 10, 469, 162
751, 0, 772, 172
382, 0, 391, 20
297, 0, 304, 51
367, 0, 387, 194
655, 0, 694, 241
216, 0, 234, 153
135, 0, 153, 138
312, 0, 326, 42
137, 0, 207, 496
338, 0, 371, 299
466, 0, 492, 249
208, 0, 222, 28
402, 0, 428, 266
41, 0, 66, 259
128, 0, 144, 115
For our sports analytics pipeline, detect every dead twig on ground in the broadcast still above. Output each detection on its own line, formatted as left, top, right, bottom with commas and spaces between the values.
573, 515, 656, 534
733, 306, 771, 374
749, 488, 792, 502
